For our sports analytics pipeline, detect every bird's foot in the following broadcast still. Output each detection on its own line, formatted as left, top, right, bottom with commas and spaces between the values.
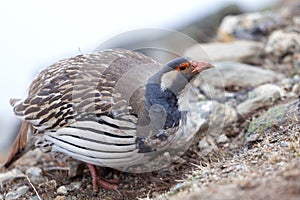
97, 178, 119, 190
87, 163, 119, 191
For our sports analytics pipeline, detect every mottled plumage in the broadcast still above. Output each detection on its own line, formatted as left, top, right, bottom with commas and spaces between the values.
5, 49, 214, 191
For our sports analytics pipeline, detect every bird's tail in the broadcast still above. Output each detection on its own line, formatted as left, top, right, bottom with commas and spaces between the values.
2, 121, 31, 169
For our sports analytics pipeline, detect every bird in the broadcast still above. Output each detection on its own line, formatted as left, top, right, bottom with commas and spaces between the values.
3, 49, 214, 191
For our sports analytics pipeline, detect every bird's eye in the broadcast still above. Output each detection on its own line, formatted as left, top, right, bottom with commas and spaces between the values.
176, 62, 190, 71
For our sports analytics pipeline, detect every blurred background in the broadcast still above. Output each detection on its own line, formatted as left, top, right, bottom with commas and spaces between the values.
0, 0, 278, 162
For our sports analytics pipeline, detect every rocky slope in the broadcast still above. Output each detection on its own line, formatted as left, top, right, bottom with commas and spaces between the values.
1, 1, 300, 200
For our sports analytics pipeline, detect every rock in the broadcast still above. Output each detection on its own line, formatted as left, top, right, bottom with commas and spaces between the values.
195, 101, 237, 137
218, 12, 286, 41
208, 101, 238, 134
292, 84, 300, 95
281, 78, 295, 91
196, 62, 284, 95
280, 141, 289, 148
195, 101, 237, 156
252, 84, 285, 98
64, 181, 82, 192
57, 186, 68, 195
198, 137, 215, 156
237, 84, 281, 117
26, 167, 44, 184
246, 105, 286, 143
5, 185, 29, 200
293, 16, 300, 26
26, 167, 42, 176
185, 40, 263, 62
217, 134, 229, 144
0, 168, 25, 183
265, 30, 300, 57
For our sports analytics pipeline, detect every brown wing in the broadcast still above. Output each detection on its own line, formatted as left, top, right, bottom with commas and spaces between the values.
12, 49, 159, 131
3, 49, 159, 168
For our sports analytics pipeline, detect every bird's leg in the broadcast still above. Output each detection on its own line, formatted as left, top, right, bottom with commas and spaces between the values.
87, 164, 118, 191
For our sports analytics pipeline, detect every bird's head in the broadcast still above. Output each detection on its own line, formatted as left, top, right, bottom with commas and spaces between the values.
157, 57, 214, 95
167, 57, 214, 81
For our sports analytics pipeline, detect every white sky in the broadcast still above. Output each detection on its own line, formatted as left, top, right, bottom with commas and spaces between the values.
0, 0, 276, 139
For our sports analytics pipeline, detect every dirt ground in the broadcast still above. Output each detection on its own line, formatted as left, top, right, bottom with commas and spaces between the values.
1, 97, 299, 200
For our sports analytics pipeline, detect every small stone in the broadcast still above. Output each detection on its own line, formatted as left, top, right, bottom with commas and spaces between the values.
280, 141, 289, 148
198, 137, 214, 156
281, 78, 294, 91
292, 84, 300, 95
265, 30, 300, 57
26, 167, 42, 176
25, 167, 44, 184
163, 152, 171, 160
196, 62, 284, 92
218, 11, 286, 41
252, 84, 285, 98
172, 182, 186, 191
185, 40, 263, 63
5, 185, 29, 200
217, 134, 229, 144
237, 84, 282, 117
57, 186, 68, 195
0, 169, 25, 183
65, 182, 82, 192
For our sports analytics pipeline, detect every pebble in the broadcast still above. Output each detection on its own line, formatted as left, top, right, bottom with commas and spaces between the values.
0, 168, 25, 183
65, 181, 82, 192
57, 186, 68, 195
5, 185, 29, 200
198, 61, 284, 91
265, 30, 300, 57
217, 134, 229, 144
281, 78, 294, 91
280, 141, 289, 148
185, 40, 263, 62
25, 167, 44, 184
252, 84, 285, 98
26, 167, 42, 176
198, 138, 215, 156
172, 182, 186, 191
218, 11, 286, 41
292, 84, 300, 95
237, 84, 281, 117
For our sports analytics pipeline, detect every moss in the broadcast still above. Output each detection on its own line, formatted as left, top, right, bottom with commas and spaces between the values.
247, 105, 286, 137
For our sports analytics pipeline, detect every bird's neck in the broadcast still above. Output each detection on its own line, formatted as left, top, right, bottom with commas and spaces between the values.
147, 66, 189, 96
144, 67, 188, 129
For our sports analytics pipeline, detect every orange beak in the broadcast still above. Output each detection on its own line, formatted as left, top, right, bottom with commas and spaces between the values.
191, 61, 214, 73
